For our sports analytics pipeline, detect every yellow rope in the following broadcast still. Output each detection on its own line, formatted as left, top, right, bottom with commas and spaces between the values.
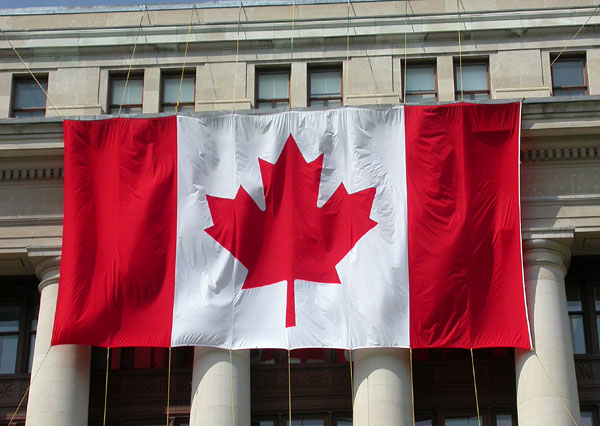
470, 349, 481, 426
403, 1, 408, 103
232, 3, 243, 112
550, 3, 600, 69
288, 349, 292, 426
456, 0, 463, 102
2, 32, 64, 118
103, 347, 110, 426
230, 350, 236, 426
345, 0, 351, 104
166, 348, 172, 426
7, 347, 51, 426
118, 8, 146, 117
176, 5, 195, 114
534, 352, 578, 426
409, 348, 415, 426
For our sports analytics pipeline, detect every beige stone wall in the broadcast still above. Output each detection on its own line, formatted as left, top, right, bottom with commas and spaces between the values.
196, 62, 250, 111
588, 48, 600, 96
0, 2, 597, 112
492, 49, 551, 99
0, 72, 11, 118
46, 67, 102, 117
345, 55, 397, 105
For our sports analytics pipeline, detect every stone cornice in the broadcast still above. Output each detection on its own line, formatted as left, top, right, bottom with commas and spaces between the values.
0, 5, 598, 55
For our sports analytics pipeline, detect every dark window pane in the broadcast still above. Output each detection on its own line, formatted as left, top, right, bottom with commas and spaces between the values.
553, 88, 586, 97
14, 79, 47, 109
496, 414, 512, 426
110, 77, 144, 110
456, 63, 487, 92
567, 286, 583, 311
552, 60, 585, 88
416, 421, 433, 426
110, 105, 142, 115
28, 334, 36, 373
257, 101, 273, 109
594, 284, 600, 311
581, 411, 593, 426
163, 75, 194, 104
0, 335, 18, 374
445, 417, 479, 426
287, 421, 324, 426
406, 66, 435, 92
337, 420, 352, 426
310, 70, 341, 97
0, 306, 20, 332
258, 73, 288, 100
13, 109, 46, 118
31, 304, 38, 331
405, 93, 436, 102
570, 314, 586, 354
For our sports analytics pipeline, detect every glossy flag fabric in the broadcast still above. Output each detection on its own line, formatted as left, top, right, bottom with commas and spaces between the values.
53, 104, 531, 350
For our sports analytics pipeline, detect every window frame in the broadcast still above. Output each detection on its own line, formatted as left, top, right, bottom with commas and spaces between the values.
160, 70, 196, 113
0, 277, 39, 376
402, 61, 438, 103
10, 75, 48, 118
550, 53, 588, 97
255, 67, 291, 109
565, 257, 600, 356
453, 59, 490, 101
308, 65, 343, 107
108, 71, 144, 115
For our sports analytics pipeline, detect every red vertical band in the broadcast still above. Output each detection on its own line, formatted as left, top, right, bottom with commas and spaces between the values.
405, 104, 530, 349
52, 117, 178, 347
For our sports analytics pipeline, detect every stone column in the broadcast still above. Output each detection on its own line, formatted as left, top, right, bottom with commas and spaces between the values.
189, 347, 251, 426
25, 256, 91, 426
353, 348, 412, 426
515, 239, 581, 426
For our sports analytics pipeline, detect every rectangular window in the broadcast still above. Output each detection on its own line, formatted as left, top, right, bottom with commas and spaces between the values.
404, 64, 436, 102
256, 69, 290, 109
109, 73, 144, 114
161, 72, 195, 113
495, 414, 513, 426
287, 421, 324, 426
551, 55, 587, 96
455, 61, 489, 100
445, 418, 480, 426
11, 76, 48, 118
567, 285, 587, 354
309, 67, 342, 107
0, 278, 39, 375
581, 411, 594, 426
0, 305, 20, 374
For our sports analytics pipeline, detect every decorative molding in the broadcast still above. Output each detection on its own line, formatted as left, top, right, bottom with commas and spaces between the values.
0, 166, 63, 182
520, 146, 600, 163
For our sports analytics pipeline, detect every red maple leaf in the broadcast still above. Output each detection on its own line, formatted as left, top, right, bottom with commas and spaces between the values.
205, 134, 377, 327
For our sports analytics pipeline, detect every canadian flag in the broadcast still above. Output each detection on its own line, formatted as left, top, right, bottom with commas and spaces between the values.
53, 104, 531, 350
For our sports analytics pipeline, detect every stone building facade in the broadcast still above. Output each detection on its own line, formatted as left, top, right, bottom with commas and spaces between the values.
1, 0, 600, 425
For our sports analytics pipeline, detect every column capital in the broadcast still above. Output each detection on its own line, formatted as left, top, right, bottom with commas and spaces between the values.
32, 256, 61, 292
523, 238, 571, 277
